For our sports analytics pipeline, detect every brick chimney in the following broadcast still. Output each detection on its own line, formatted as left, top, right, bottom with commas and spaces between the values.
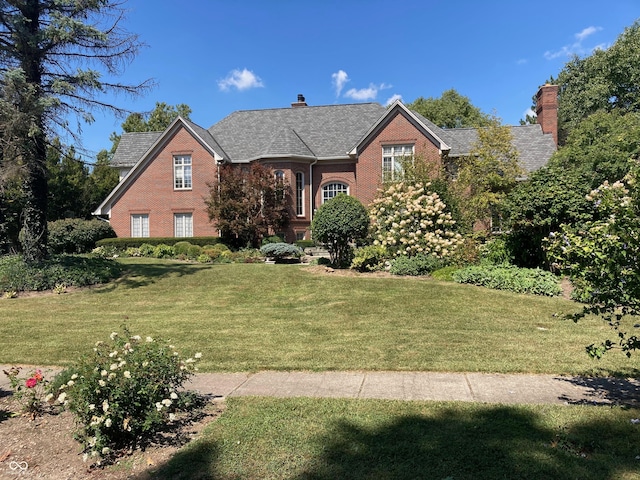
535, 84, 559, 146
291, 94, 307, 107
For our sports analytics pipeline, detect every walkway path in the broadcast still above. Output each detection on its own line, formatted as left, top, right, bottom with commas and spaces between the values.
2, 367, 639, 406
187, 371, 640, 406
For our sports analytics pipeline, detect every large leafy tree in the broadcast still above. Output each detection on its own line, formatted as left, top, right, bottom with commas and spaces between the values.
0, 0, 148, 262
206, 163, 290, 249
504, 110, 640, 267
554, 21, 640, 143
407, 89, 491, 128
453, 117, 522, 230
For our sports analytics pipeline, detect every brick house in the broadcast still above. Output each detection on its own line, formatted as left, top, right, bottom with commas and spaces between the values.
93, 85, 558, 241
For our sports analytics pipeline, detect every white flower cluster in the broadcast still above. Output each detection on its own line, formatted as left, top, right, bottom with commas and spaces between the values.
370, 182, 463, 258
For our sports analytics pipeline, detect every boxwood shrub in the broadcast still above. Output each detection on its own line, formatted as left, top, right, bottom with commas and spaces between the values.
452, 265, 561, 296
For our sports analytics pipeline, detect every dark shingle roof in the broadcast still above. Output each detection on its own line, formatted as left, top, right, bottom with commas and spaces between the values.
208, 103, 386, 161
111, 131, 162, 167
411, 111, 555, 173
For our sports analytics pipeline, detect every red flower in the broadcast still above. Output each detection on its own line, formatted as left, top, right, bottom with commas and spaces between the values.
25, 377, 37, 388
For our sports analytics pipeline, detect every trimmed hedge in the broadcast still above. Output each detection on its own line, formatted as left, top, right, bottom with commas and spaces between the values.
294, 240, 315, 249
452, 265, 561, 296
96, 236, 223, 250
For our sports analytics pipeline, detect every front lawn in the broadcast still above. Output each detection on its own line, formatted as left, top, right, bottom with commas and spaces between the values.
0, 259, 635, 376
147, 397, 640, 480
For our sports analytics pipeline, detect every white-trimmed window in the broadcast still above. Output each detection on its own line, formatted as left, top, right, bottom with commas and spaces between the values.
322, 182, 349, 204
295, 172, 304, 216
131, 214, 149, 238
174, 155, 192, 190
382, 144, 414, 181
174, 213, 193, 237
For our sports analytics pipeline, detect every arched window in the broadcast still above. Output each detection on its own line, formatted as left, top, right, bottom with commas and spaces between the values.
274, 170, 285, 182
322, 182, 349, 204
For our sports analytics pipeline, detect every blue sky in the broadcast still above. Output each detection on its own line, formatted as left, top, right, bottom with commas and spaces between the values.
75, 0, 640, 163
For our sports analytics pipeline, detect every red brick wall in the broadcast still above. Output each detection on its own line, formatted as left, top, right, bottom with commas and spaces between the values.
355, 111, 442, 206
109, 126, 219, 238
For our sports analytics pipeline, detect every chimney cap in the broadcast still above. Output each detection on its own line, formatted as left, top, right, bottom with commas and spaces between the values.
291, 94, 308, 107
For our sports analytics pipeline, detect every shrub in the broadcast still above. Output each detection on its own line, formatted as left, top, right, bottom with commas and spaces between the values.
260, 242, 303, 260
261, 235, 284, 245
138, 244, 155, 257
311, 194, 369, 267
59, 328, 202, 463
186, 244, 203, 259
0, 255, 123, 292
351, 245, 388, 272
152, 244, 174, 259
196, 254, 212, 263
294, 240, 315, 249
452, 265, 561, 296
3, 366, 50, 417
48, 219, 116, 254
389, 253, 446, 276
96, 237, 222, 250
430, 266, 461, 282
370, 182, 463, 259
173, 241, 192, 256
478, 236, 513, 265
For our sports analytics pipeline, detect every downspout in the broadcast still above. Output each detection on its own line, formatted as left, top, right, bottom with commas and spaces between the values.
309, 158, 318, 221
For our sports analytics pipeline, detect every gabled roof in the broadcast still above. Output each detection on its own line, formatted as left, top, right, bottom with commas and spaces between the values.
93, 116, 223, 215
353, 101, 450, 154
208, 103, 386, 161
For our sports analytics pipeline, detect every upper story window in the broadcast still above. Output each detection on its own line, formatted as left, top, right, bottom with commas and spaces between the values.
274, 170, 285, 182
322, 182, 348, 204
295, 172, 304, 216
174, 155, 192, 190
382, 144, 414, 181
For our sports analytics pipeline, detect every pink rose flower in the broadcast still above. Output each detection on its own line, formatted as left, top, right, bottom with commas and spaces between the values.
25, 377, 37, 388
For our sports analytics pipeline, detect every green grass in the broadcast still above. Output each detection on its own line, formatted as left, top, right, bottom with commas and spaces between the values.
147, 397, 640, 480
0, 258, 636, 376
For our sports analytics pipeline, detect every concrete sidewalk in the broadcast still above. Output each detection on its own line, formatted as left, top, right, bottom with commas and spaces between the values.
185, 371, 640, 406
2, 367, 639, 406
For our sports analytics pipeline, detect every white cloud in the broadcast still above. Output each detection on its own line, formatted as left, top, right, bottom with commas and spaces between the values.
343, 82, 391, 102
385, 94, 402, 106
523, 107, 536, 119
516, 58, 528, 65
575, 26, 602, 42
331, 70, 349, 97
218, 68, 264, 91
544, 25, 603, 60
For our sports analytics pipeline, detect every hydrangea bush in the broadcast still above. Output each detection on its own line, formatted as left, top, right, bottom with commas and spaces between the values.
546, 165, 640, 358
370, 182, 463, 258
59, 328, 202, 462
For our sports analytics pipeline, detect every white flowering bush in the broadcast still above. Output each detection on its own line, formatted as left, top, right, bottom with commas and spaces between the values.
370, 182, 463, 258
59, 328, 202, 462
546, 164, 640, 358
